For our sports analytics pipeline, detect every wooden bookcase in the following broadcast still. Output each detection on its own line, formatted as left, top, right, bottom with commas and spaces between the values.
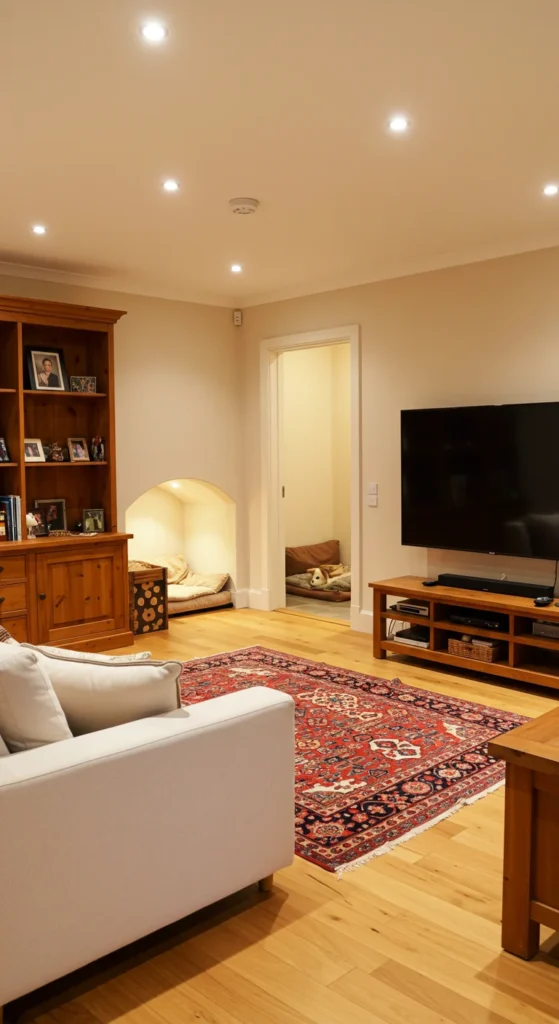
371, 575, 559, 692
0, 295, 133, 651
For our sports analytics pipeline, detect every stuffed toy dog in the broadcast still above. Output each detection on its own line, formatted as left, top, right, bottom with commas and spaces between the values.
308, 564, 349, 588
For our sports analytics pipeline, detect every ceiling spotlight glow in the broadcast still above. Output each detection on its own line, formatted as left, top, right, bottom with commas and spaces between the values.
170, 481, 180, 489
231, 264, 242, 273
543, 183, 559, 197
162, 179, 180, 192
388, 115, 409, 133
141, 20, 167, 43
32, 224, 47, 235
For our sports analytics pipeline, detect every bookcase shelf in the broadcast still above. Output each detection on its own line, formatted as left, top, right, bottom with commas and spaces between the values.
0, 294, 133, 652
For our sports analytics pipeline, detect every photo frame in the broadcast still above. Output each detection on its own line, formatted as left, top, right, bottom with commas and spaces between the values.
24, 438, 46, 463
70, 376, 96, 393
0, 437, 10, 462
83, 508, 104, 533
26, 348, 68, 391
28, 508, 49, 537
34, 498, 67, 532
68, 437, 90, 462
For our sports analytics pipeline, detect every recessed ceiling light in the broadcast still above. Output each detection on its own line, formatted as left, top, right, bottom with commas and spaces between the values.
141, 20, 167, 44
231, 264, 242, 273
388, 115, 410, 133
170, 481, 180, 489
162, 179, 180, 192
32, 224, 47, 235
543, 183, 558, 197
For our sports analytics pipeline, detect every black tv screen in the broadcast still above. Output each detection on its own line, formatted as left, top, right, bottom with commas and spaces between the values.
401, 402, 559, 560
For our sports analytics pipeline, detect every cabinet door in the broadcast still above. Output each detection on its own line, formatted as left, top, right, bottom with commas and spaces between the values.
36, 543, 127, 644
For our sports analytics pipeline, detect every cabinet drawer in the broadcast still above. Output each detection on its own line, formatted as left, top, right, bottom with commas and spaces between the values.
0, 582, 27, 614
0, 556, 25, 582
0, 615, 27, 642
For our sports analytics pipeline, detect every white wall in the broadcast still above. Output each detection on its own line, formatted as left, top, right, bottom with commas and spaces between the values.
0, 271, 247, 590
242, 245, 559, 621
331, 344, 351, 563
281, 346, 334, 548
126, 488, 184, 562
184, 502, 236, 580
281, 343, 351, 562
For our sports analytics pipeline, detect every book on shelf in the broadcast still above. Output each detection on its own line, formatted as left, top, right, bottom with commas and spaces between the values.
0, 495, 21, 541
391, 636, 429, 649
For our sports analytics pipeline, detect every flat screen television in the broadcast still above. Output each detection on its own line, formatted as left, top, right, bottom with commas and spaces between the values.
401, 402, 559, 560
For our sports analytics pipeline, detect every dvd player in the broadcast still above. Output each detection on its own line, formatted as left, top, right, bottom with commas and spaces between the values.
448, 610, 507, 631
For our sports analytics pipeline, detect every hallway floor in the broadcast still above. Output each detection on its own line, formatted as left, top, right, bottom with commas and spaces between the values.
284, 593, 351, 622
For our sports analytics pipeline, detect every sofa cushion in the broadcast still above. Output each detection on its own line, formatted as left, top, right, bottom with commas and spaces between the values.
0, 645, 72, 752
285, 539, 340, 577
0, 624, 18, 645
146, 554, 189, 584
28, 649, 182, 735
185, 570, 229, 593
34, 645, 152, 663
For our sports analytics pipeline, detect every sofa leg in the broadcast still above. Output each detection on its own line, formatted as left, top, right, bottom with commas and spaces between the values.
259, 874, 274, 893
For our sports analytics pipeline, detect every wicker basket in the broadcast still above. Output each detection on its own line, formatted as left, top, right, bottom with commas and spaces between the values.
448, 637, 502, 663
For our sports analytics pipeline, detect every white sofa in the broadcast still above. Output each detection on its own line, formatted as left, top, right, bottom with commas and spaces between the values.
0, 686, 295, 1012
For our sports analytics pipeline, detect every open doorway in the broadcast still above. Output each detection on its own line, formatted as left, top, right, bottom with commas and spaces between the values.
259, 324, 360, 629
280, 343, 351, 623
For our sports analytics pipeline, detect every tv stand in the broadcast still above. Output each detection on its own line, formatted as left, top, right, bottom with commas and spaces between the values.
370, 575, 559, 692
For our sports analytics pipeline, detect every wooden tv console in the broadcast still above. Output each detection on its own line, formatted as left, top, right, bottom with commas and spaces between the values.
370, 575, 559, 691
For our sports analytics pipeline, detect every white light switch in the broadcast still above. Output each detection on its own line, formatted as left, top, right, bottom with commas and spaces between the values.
368, 482, 378, 495
367, 494, 378, 507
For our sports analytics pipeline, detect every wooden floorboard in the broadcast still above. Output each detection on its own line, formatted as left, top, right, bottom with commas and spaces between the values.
27, 608, 559, 1024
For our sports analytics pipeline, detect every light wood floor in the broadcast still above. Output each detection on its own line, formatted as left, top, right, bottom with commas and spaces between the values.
35, 609, 559, 1024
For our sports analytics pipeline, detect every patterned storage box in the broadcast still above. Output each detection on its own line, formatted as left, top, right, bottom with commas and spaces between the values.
128, 561, 168, 635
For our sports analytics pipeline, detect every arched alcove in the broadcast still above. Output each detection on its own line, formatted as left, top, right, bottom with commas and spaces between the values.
125, 478, 237, 589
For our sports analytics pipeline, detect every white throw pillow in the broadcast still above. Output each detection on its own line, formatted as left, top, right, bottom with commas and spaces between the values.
0, 732, 10, 757
35, 645, 152, 663
0, 645, 72, 752
28, 648, 182, 735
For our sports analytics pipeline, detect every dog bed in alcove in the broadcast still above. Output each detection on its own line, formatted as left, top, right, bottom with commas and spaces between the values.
285, 540, 351, 602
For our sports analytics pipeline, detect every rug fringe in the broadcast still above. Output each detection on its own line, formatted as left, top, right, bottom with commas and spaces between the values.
335, 777, 505, 878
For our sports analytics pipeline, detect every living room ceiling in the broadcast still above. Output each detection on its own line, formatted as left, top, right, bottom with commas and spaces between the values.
2, 0, 559, 307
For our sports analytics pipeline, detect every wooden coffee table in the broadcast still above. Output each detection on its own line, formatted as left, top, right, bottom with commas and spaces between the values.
489, 707, 559, 958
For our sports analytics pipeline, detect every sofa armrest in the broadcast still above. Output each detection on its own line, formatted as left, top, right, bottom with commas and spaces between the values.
0, 687, 295, 1006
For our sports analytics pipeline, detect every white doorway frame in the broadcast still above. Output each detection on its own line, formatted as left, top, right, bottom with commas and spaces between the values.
259, 325, 362, 631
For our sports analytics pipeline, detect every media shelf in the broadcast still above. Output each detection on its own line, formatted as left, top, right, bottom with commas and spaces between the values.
371, 575, 559, 692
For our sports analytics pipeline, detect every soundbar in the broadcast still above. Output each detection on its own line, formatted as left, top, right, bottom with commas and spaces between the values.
437, 573, 554, 600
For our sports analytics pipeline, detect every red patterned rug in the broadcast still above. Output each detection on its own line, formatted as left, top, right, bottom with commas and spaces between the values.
179, 646, 526, 874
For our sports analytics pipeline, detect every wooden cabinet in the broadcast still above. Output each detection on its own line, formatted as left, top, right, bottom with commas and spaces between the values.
0, 294, 133, 652
0, 536, 132, 651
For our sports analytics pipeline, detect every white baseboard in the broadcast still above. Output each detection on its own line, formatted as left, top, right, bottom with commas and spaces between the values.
248, 588, 270, 611
231, 589, 249, 609
352, 608, 373, 634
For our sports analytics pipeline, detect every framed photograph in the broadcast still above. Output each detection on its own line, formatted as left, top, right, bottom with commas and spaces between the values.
34, 498, 67, 532
29, 508, 49, 537
70, 376, 96, 393
26, 348, 68, 391
24, 438, 46, 463
68, 437, 90, 462
83, 508, 104, 533
0, 437, 10, 462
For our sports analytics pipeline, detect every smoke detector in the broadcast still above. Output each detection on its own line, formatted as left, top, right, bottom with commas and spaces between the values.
229, 197, 260, 215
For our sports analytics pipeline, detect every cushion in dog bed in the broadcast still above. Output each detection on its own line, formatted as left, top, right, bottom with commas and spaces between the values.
285, 540, 340, 577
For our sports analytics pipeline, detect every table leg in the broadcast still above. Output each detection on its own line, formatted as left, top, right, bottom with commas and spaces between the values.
373, 589, 387, 659
502, 763, 539, 959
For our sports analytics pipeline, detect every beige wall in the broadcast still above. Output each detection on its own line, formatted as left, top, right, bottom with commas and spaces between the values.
281, 344, 351, 562
331, 344, 351, 563
126, 487, 185, 562
0, 272, 247, 589
242, 246, 559, 620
